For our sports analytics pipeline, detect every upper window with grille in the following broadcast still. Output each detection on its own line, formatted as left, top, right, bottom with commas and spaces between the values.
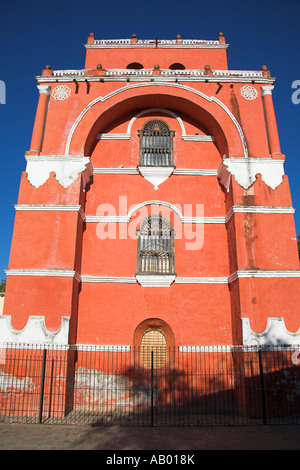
136, 214, 175, 275
138, 119, 175, 167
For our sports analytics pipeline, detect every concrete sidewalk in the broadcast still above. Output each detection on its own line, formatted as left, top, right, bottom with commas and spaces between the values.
0, 423, 299, 450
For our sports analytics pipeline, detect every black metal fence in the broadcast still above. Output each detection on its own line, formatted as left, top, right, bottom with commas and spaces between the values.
0, 344, 299, 426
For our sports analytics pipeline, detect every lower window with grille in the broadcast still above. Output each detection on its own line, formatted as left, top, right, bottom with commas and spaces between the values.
136, 214, 175, 275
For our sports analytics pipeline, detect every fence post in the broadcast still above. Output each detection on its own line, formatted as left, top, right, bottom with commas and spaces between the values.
38, 349, 47, 423
258, 348, 267, 425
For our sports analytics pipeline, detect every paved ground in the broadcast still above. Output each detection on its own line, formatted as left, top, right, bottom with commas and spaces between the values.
0, 423, 300, 450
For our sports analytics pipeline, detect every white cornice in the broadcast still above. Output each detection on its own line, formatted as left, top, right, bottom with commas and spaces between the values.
85, 38, 228, 49
225, 205, 295, 223
5, 269, 81, 282
175, 277, 228, 284
75, 344, 131, 351
81, 276, 136, 283
37, 74, 275, 85
228, 270, 300, 283
84, 215, 225, 224
14, 204, 82, 211
93, 167, 138, 174
92, 167, 218, 176
5, 270, 300, 283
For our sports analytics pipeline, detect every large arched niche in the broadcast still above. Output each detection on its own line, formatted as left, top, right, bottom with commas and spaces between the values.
65, 83, 247, 158
83, 93, 228, 159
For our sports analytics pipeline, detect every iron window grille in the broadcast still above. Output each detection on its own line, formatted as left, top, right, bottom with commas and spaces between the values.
136, 214, 175, 275
138, 119, 175, 167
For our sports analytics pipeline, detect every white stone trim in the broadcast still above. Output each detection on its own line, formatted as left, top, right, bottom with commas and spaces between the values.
81, 276, 136, 283
261, 85, 274, 97
85, 200, 224, 224
225, 205, 295, 222
218, 157, 285, 191
86, 38, 226, 48
182, 135, 215, 141
5, 270, 299, 284
175, 277, 228, 284
242, 317, 300, 346
64, 82, 248, 158
173, 169, 218, 175
93, 167, 138, 174
92, 167, 218, 176
0, 316, 70, 345
96, 133, 130, 140
135, 274, 176, 287
37, 85, 51, 96
39, 74, 274, 85
76, 344, 131, 351
85, 215, 224, 224
180, 345, 234, 352
25, 155, 92, 189
229, 270, 300, 283
14, 204, 82, 211
5, 269, 80, 282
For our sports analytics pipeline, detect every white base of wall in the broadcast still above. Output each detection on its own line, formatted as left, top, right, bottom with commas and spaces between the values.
242, 317, 300, 346
0, 315, 70, 345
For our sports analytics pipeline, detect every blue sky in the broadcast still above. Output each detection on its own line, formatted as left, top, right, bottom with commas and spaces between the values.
0, 0, 299, 279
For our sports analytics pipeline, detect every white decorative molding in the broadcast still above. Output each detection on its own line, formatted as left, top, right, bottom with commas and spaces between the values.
0, 316, 70, 345
229, 270, 300, 283
240, 85, 258, 100
242, 317, 300, 346
225, 205, 295, 223
261, 85, 274, 97
87, 38, 226, 48
96, 133, 130, 140
180, 345, 234, 352
81, 276, 136, 283
14, 204, 82, 211
76, 344, 131, 351
136, 274, 176, 287
37, 85, 51, 96
6, 270, 299, 284
218, 157, 285, 191
85, 200, 224, 224
51, 84, 71, 101
138, 166, 174, 190
182, 135, 215, 141
93, 167, 138, 175
25, 155, 92, 188
5, 269, 80, 282
64, 82, 248, 158
175, 277, 228, 284
173, 168, 218, 176
92, 167, 218, 176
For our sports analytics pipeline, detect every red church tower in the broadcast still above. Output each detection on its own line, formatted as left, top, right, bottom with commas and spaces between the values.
1, 32, 300, 354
